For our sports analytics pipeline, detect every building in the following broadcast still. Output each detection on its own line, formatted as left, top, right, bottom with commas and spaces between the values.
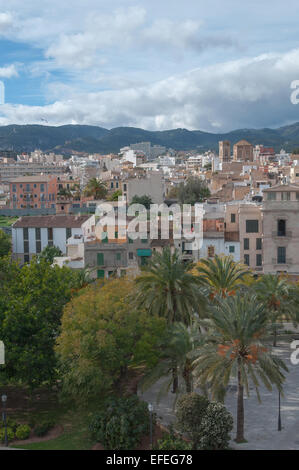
12, 214, 91, 264
9, 175, 58, 210
239, 203, 263, 271
122, 171, 165, 204
219, 141, 231, 162
262, 184, 299, 276
233, 140, 254, 162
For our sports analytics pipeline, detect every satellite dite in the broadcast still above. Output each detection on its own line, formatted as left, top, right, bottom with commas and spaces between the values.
0, 341, 4, 364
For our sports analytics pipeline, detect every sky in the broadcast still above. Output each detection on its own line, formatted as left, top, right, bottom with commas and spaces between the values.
1, 1, 299, 131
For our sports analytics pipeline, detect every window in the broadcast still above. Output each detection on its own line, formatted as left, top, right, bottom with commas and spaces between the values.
23, 228, 29, 240
40, 183, 45, 192
123, 183, 127, 191
277, 247, 286, 264
128, 237, 134, 244
116, 253, 121, 261
24, 241, 29, 253
129, 252, 134, 260
246, 220, 259, 233
97, 253, 104, 266
296, 192, 299, 201
36, 241, 41, 254
244, 254, 250, 266
35, 228, 41, 240
256, 254, 262, 266
256, 238, 262, 250
66, 228, 72, 240
231, 213, 236, 223
244, 238, 249, 250
24, 254, 30, 264
208, 246, 215, 258
12, 184, 16, 192
114, 231, 118, 239
102, 232, 108, 243
281, 192, 290, 201
141, 238, 148, 243
267, 192, 276, 201
26, 184, 30, 191
229, 246, 235, 253
48, 228, 53, 247
277, 219, 286, 237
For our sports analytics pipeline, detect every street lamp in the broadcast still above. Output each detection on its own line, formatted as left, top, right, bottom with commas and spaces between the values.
278, 390, 282, 431
1, 394, 8, 446
148, 403, 153, 450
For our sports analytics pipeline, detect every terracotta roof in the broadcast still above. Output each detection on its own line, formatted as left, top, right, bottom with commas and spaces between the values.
13, 215, 91, 228
9, 175, 55, 183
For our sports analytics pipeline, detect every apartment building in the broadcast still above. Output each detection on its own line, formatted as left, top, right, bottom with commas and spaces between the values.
233, 140, 254, 162
9, 175, 58, 210
12, 214, 91, 264
262, 184, 299, 275
122, 171, 165, 204
239, 203, 263, 271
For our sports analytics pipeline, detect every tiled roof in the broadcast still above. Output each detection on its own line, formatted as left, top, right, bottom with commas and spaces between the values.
13, 215, 90, 228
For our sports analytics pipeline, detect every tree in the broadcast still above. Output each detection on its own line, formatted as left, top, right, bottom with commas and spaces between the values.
135, 247, 206, 392
84, 178, 107, 200
0, 258, 79, 388
38, 245, 63, 264
178, 177, 210, 205
130, 195, 153, 209
140, 322, 201, 397
56, 278, 166, 402
192, 292, 287, 443
195, 255, 250, 300
57, 187, 72, 198
198, 402, 233, 450
176, 393, 209, 449
0, 230, 11, 257
108, 190, 122, 201
254, 274, 298, 347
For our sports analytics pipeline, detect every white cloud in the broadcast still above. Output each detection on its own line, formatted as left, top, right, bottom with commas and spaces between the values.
0, 12, 13, 31
0, 64, 18, 78
1, 49, 299, 132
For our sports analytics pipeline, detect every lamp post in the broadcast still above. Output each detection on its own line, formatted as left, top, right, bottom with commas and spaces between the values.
148, 403, 153, 450
1, 394, 8, 446
278, 390, 282, 431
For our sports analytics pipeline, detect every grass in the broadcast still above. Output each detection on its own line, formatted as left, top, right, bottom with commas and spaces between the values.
0, 216, 18, 227
0, 385, 99, 450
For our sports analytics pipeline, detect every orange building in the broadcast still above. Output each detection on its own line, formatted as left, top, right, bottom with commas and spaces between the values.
9, 175, 58, 209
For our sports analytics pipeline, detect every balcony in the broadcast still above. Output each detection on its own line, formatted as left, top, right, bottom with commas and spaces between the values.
271, 258, 292, 266
272, 230, 292, 239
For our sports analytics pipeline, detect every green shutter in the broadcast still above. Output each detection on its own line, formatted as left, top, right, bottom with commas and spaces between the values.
97, 253, 104, 266
97, 269, 105, 278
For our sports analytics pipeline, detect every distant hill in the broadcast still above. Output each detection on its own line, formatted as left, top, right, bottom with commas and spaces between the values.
1, 122, 299, 155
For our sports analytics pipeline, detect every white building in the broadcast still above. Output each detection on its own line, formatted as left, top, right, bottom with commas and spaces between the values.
12, 214, 92, 264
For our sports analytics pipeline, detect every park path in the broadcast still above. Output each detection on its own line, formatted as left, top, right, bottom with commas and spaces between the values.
139, 337, 299, 450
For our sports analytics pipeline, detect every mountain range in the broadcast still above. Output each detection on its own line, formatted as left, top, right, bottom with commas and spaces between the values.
1, 122, 299, 155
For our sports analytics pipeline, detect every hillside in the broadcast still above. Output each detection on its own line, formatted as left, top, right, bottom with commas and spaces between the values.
1, 122, 299, 155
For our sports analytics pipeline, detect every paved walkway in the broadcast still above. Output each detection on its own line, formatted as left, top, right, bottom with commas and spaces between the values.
139, 337, 299, 450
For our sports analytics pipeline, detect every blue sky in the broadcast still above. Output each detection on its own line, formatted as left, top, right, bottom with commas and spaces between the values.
1, 1, 299, 131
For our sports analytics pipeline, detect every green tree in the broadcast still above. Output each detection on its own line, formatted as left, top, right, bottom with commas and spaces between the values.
176, 393, 209, 449
195, 255, 250, 300
38, 245, 63, 264
254, 274, 298, 347
108, 190, 122, 201
130, 194, 153, 209
135, 247, 205, 392
178, 177, 210, 205
0, 230, 11, 257
193, 292, 287, 443
56, 278, 166, 402
0, 258, 78, 388
84, 178, 107, 200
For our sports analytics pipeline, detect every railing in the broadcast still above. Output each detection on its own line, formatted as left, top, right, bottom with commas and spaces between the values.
271, 258, 292, 265
272, 231, 292, 238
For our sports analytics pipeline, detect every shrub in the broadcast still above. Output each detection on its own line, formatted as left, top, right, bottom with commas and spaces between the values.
15, 424, 31, 440
6, 418, 18, 432
0, 427, 15, 442
176, 393, 209, 448
156, 426, 192, 450
34, 420, 55, 437
89, 396, 151, 450
198, 402, 233, 450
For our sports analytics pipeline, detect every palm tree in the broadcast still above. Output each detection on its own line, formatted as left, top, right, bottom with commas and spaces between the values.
84, 178, 107, 200
135, 247, 206, 392
254, 274, 299, 347
135, 247, 205, 325
140, 322, 201, 398
192, 292, 288, 443
195, 255, 250, 299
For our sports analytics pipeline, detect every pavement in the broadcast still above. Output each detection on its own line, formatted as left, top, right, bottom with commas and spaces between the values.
139, 333, 299, 450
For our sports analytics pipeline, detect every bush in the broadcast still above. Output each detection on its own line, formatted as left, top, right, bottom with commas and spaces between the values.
15, 424, 31, 440
176, 393, 209, 448
89, 396, 151, 450
6, 418, 18, 432
34, 420, 55, 437
156, 426, 192, 450
198, 402, 233, 450
0, 427, 15, 442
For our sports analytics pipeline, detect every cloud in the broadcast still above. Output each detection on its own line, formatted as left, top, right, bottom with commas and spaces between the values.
0, 64, 18, 78
1, 48, 299, 132
0, 12, 13, 31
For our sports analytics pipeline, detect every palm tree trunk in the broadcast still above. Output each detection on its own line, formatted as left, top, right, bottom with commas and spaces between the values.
171, 366, 178, 393
273, 325, 277, 347
236, 364, 245, 443
183, 360, 192, 393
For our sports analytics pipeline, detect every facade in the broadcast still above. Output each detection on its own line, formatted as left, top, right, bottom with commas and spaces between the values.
239, 203, 263, 271
219, 141, 231, 162
12, 214, 91, 264
233, 140, 254, 162
122, 171, 165, 204
262, 184, 299, 275
9, 175, 58, 210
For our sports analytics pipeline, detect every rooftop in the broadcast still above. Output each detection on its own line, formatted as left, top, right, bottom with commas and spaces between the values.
13, 215, 91, 228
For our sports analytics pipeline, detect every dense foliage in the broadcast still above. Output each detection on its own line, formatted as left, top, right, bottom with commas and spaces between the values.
89, 396, 151, 450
